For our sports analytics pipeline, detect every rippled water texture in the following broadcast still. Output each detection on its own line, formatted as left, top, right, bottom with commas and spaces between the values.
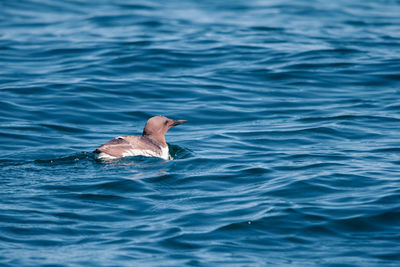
1, 0, 400, 266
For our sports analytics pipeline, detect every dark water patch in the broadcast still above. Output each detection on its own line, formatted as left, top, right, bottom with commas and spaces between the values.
329, 210, 400, 233
38, 123, 88, 134
298, 114, 400, 123
250, 26, 284, 32
370, 147, 400, 153
115, 3, 156, 11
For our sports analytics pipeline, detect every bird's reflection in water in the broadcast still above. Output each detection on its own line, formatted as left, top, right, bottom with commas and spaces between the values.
97, 155, 170, 180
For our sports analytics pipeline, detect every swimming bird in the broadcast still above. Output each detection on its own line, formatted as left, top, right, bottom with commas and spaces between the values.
94, 116, 187, 160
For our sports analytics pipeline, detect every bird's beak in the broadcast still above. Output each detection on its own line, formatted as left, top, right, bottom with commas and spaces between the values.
171, 120, 187, 126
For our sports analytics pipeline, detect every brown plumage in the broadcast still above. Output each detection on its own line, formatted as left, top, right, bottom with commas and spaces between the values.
94, 116, 187, 160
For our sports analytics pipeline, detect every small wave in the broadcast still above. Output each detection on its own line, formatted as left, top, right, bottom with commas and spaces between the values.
34, 152, 94, 165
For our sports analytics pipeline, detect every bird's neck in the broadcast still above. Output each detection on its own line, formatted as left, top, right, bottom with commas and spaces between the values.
143, 133, 167, 147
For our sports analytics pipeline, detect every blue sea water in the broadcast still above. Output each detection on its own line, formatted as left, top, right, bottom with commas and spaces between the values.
1, 0, 400, 266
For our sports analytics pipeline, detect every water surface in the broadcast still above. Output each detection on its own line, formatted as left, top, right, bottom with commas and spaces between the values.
1, 0, 400, 266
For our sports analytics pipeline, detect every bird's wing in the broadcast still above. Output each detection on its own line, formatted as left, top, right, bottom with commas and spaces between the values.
123, 136, 162, 151
94, 137, 134, 157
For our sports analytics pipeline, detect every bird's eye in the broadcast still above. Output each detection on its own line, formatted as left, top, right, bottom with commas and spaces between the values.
165, 120, 169, 125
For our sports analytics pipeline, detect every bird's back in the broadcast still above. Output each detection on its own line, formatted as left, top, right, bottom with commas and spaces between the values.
94, 136, 168, 159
